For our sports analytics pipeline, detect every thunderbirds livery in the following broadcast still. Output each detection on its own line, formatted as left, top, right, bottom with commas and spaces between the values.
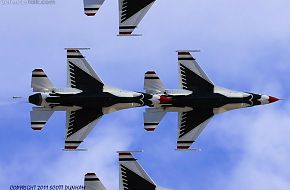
84, 151, 164, 190
28, 49, 279, 151
83, 0, 156, 35
143, 50, 280, 150
28, 48, 159, 150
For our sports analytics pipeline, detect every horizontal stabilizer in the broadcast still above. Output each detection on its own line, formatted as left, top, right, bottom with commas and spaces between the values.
83, 0, 105, 16
84, 173, 106, 190
144, 108, 166, 131
177, 51, 214, 93
118, 0, 156, 35
118, 151, 157, 190
66, 48, 104, 93
30, 108, 54, 130
144, 71, 165, 94
31, 69, 54, 92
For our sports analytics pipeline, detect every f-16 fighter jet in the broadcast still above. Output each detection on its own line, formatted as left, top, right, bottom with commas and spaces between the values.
28, 48, 157, 150
84, 151, 164, 190
83, 0, 156, 35
143, 50, 280, 150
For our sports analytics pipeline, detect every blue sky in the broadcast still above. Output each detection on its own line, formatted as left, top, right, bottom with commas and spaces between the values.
0, 0, 290, 189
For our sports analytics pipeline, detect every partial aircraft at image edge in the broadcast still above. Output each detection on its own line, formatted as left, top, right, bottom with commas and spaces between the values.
82, 0, 156, 35
142, 50, 280, 150
84, 151, 167, 190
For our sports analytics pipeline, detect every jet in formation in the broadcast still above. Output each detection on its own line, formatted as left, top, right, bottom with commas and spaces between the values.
82, 0, 156, 35
84, 151, 164, 190
28, 48, 160, 150
28, 49, 280, 151
142, 50, 280, 150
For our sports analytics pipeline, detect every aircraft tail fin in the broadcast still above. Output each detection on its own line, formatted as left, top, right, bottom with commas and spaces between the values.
30, 107, 54, 130
84, 173, 106, 190
144, 71, 165, 94
143, 108, 166, 131
118, 151, 157, 190
31, 69, 54, 92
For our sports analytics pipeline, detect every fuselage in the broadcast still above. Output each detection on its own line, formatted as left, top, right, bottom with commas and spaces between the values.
151, 86, 278, 114
29, 86, 155, 114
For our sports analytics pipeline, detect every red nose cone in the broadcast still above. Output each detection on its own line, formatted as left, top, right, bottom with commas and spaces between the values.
269, 96, 280, 103
159, 96, 172, 104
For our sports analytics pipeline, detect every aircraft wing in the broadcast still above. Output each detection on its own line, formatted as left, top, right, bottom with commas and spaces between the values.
177, 109, 214, 150
84, 173, 106, 190
118, 151, 157, 190
66, 48, 104, 93
64, 108, 103, 150
178, 51, 214, 94
118, 0, 156, 35
83, 0, 105, 16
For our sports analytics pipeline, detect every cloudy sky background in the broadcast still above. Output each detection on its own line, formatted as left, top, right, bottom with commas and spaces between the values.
0, 0, 290, 189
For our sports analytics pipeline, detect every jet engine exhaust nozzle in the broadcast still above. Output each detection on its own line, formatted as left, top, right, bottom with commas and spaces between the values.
29, 93, 42, 106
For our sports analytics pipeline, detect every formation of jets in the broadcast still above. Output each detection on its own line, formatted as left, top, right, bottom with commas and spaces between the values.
29, 49, 279, 151
83, 0, 156, 35
4, 1, 279, 189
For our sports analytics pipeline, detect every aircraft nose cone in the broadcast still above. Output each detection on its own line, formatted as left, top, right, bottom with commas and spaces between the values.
269, 96, 280, 103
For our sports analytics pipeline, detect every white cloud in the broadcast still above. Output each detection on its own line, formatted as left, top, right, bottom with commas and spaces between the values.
211, 101, 290, 190
0, 119, 136, 189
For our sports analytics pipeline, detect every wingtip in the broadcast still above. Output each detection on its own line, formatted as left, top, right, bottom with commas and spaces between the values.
145, 71, 156, 74
176, 146, 191, 150
85, 173, 97, 176
31, 127, 43, 130
145, 128, 155, 131
33, 68, 44, 72
85, 13, 96, 16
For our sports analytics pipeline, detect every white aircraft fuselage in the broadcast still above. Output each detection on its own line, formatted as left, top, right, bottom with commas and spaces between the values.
151, 86, 279, 114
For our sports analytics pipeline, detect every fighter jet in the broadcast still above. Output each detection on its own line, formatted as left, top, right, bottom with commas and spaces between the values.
28, 48, 157, 150
84, 151, 164, 190
143, 50, 280, 150
82, 0, 156, 35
